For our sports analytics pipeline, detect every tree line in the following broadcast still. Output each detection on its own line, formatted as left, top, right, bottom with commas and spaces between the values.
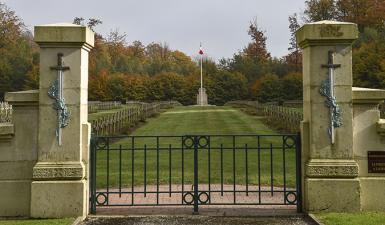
1, 1, 385, 104
291, 0, 385, 90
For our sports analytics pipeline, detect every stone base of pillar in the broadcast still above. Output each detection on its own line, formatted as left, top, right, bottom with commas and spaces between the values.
30, 180, 87, 218
196, 88, 208, 106
305, 178, 361, 212
303, 159, 361, 212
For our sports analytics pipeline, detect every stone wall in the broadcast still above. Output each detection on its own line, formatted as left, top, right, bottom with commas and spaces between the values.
352, 87, 385, 211
0, 90, 39, 217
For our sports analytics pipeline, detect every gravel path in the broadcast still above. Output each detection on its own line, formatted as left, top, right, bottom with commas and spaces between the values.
81, 216, 317, 225
96, 184, 297, 207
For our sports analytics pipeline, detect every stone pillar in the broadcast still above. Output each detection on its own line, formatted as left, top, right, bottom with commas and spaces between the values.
296, 21, 360, 212
31, 23, 94, 218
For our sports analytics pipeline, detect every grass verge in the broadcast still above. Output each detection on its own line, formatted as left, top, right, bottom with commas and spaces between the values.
315, 212, 385, 225
0, 218, 75, 225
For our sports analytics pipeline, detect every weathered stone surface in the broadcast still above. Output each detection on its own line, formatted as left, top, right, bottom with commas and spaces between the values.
306, 178, 361, 212
31, 180, 87, 218
0, 161, 35, 180
306, 159, 358, 178
5, 90, 39, 105
32, 162, 84, 180
305, 178, 360, 212
352, 87, 385, 178
377, 119, 385, 136
0, 89, 38, 217
352, 87, 385, 104
0, 181, 31, 217
296, 20, 358, 48
360, 177, 385, 211
0, 124, 14, 139
34, 23, 94, 49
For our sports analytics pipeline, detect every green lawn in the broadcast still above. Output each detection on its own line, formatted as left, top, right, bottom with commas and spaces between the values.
95, 106, 298, 189
0, 218, 74, 225
315, 212, 385, 225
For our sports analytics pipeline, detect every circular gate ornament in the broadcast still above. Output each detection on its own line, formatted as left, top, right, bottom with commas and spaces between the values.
183, 192, 194, 205
285, 191, 297, 205
198, 136, 209, 148
198, 192, 210, 204
283, 136, 296, 149
183, 136, 194, 149
96, 137, 108, 150
96, 193, 108, 206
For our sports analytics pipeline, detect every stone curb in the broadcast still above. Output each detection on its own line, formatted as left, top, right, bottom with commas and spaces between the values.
71, 217, 84, 225
86, 214, 309, 218
308, 214, 324, 225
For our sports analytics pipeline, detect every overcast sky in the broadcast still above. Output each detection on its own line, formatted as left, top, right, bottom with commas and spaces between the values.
4, 0, 306, 60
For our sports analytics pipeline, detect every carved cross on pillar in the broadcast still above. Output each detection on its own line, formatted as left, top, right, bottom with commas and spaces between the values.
48, 53, 70, 146
320, 51, 342, 144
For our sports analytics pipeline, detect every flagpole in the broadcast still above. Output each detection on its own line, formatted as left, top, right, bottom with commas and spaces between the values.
200, 47, 203, 106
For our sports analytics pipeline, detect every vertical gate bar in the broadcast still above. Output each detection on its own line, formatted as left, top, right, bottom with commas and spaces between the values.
119, 144, 122, 198
220, 143, 224, 196
169, 144, 172, 197
181, 136, 185, 204
106, 137, 110, 205
296, 133, 303, 213
245, 143, 249, 196
283, 136, 287, 204
144, 144, 147, 197
131, 137, 135, 205
208, 137, 211, 198
156, 137, 160, 205
257, 136, 261, 204
90, 137, 96, 214
232, 136, 236, 204
270, 143, 274, 196
193, 136, 199, 214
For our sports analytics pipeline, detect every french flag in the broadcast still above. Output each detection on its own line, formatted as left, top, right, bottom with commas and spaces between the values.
199, 44, 204, 55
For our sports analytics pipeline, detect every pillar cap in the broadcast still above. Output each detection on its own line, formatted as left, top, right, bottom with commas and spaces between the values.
34, 23, 94, 50
5, 90, 39, 106
353, 87, 385, 104
296, 20, 358, 48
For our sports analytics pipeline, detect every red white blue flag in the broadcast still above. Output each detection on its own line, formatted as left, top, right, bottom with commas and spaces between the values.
199, 44, 204, 55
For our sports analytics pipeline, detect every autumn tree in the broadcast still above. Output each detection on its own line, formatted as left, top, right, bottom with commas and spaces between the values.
336, 0, 385, 31
304, 0, 338, 22
0, 3, 37, 99
300, 0, 385, 91
255, 74, 283, 103
286, 13, 302, 72
244, 19, 271, 62
353, 38, 385, 89
281, 73, 303, 100
73, 17, 102, 31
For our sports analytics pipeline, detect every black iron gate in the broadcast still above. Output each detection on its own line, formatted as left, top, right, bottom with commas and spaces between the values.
90, 134, 301, 214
